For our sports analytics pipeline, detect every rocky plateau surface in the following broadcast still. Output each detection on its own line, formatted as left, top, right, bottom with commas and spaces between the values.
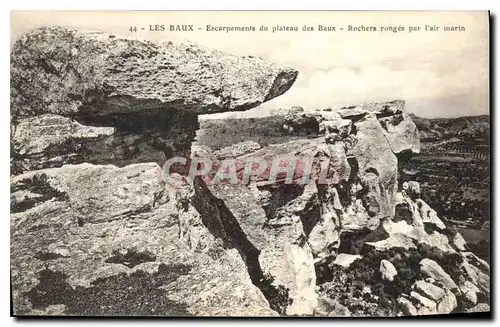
10, 27, 490, 317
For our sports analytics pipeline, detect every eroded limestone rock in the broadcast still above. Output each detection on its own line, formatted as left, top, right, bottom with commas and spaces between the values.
11, 27, 298, 118
419, 259, 458, 290
11, 26, 298, 174
11, 163, 275, 316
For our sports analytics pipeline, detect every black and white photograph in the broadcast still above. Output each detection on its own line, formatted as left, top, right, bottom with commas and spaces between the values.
9, 10, 491, 318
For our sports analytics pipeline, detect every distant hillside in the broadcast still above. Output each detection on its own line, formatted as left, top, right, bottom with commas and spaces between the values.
410, 114, 490, 142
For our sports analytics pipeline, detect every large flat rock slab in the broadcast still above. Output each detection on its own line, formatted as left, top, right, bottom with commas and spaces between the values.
11, 26, 298, 118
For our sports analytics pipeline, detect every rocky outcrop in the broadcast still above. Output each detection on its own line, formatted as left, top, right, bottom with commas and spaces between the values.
331, 100, 419, 155
189, 169, 323, 315
11, 114, 115, 172
412, 280, 445, 302
315, 101, 420, 232
332, 254, 362, 268
11, 26, 297, 174
380, 260, 397, 281
11, 109, 199, 174
398, 297, 418, 316
419, 259, 458, 291
180, 100, 489, 317
410, 291, 437, 314
11, 26, 489, 317
11, 26, 298, 118
182, 100, 424, 315
467, 303, 490, 313
10, 163, 277, 316
314, 296, 351, 316
460, 281, 480, 306
11, 26, 296, 316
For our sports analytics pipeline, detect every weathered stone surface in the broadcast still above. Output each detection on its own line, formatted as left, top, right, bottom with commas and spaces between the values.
369, 189, 454, 254
12, 114, 115, 160
186, 101, 487, 317
413, 198, 446, 230
233, 136, 350, 186
380, 259, 397, 281
335, 100, 419, 156
11, 162, 165, 224
308, 209, 340, 259
214, 141, 262, 159
378, 219, 454, 253
11, 114, 111, 173
459, 281, 480, 306
365, 232, 417, 251
337, 107, 367, 120
350, 116, 398, 219
459, 252, 489, 296
11, 110, 199, 174
398, 296, 417, 316
410, 291, 437, 313
11, 163, 275, 316
166, 249, 278, 316
436, 289, 457, 314
11, 27, 298, 118
314, 296, 351, 316
282, 113, 320, 135
305, 184, 342, 258
461, 251, 490, 272
466, 303, 490, 313
413, 280, 445, 302
460, 259, 490, 295
419, 259, 458, 290
193, 101, 425, 277
192, 179, 269, 251
11, 27, 298, 174
362, 100, 405, 115
379, 113, 420, 155
189, 175, 319, 315
452, 232, 468, 251
283, 241, 318, 316
254, 182, 319, 315
318, 115, 352, 137
185, 135, 362, 315
11, 55, 489, 319
332, 254, 362, 268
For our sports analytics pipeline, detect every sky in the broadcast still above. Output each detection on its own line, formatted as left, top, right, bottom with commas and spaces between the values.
11, 11, 490, 118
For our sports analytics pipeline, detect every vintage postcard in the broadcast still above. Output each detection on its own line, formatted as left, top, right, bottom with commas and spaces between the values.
10, 10, 490, 317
